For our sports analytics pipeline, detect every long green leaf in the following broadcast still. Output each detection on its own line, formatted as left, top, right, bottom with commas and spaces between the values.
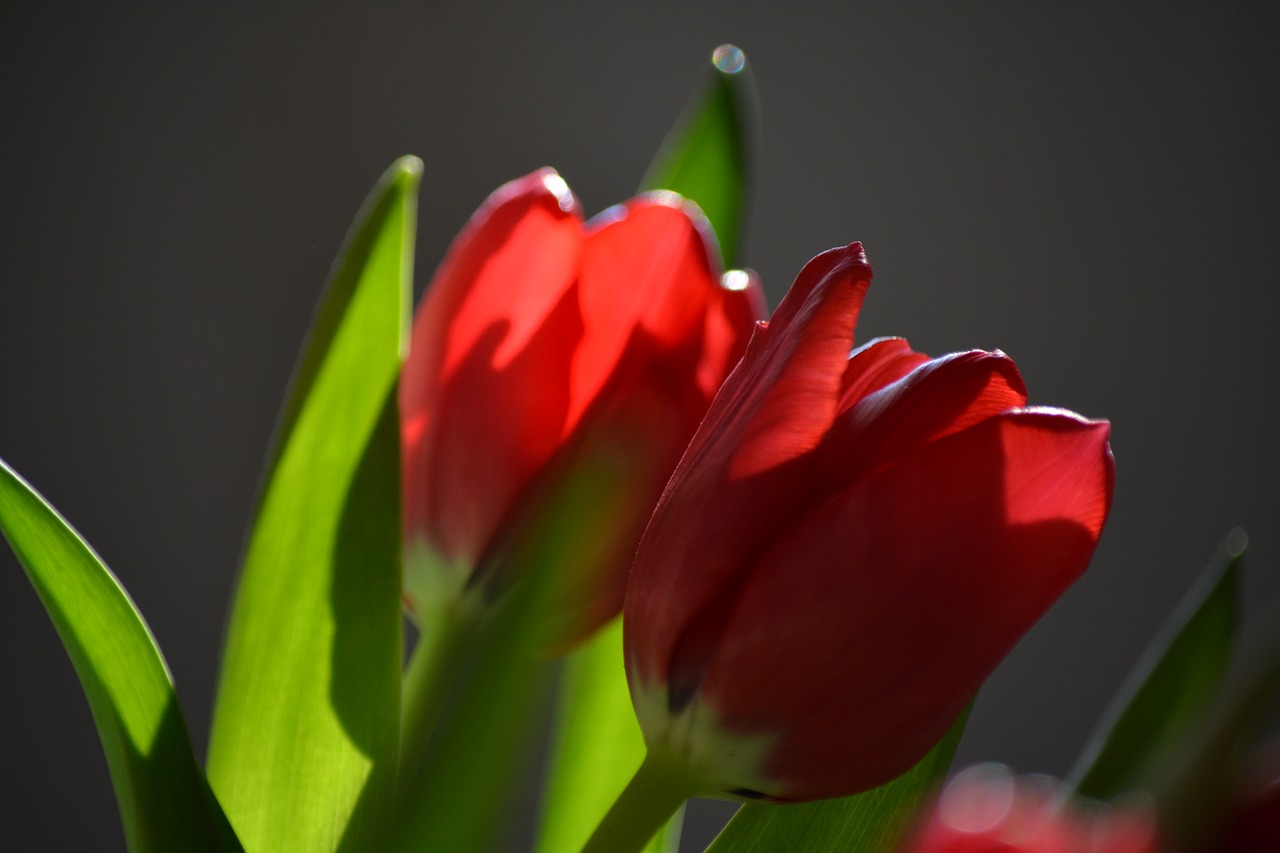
706, 710, 968, 853
0, 458, 242, 853
640, 43, 757, 267
1068, 529, 1243, 800
206, 157, 420, 853
535, 618, 680, 853
1156, 590, 1280, 847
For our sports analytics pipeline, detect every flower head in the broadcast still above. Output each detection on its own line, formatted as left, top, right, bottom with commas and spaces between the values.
400, 169, 762, 648
624, 243, 1114, 799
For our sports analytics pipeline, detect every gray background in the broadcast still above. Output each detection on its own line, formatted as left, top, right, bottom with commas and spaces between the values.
2, 3, 1277, 850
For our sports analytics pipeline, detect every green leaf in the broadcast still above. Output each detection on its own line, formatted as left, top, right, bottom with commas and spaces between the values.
206, 157, 420, 853
705, 709, 968, 853
0, 458, 242, 853
1068, 529, 1244, 800
641, 44, 757, 267
1156, 575, 1280, 847
535, 618, 681, 853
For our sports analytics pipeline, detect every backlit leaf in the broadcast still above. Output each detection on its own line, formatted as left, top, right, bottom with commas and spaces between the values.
641, 44, 757, 267
205, 157, 420, 853
0, 458, 242, 853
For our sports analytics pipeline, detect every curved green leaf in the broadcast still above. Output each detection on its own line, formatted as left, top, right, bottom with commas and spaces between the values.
706, 709, 968, 853
1156, 588, 1280, 847
1069, 529, 1243, 799
0, 458, 241, 853
641, 44, 757, 267
535, 618, 680, 853
206, 157, 420, 853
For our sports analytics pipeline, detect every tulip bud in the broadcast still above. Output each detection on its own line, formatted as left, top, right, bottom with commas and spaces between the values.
400, 169, 762, 649
624, 243, 1115, 800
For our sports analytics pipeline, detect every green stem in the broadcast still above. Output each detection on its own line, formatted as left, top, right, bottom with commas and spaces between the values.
397, 608, 474, 791
389, 592, 557, 852
581, 750, 705, 853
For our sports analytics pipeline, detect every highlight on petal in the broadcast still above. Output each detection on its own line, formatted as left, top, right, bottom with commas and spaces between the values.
701, 268, 767, 399
571, 196, 723, 431
402, 168, 585, 563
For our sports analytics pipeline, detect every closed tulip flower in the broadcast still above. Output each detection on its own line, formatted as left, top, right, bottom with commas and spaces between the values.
400, 169, 762, 649
622, 242, 1115, 804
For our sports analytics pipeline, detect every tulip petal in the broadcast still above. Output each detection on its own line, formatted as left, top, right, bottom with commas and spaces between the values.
718, 244, 873, 481
573, 197, 724, 430
837, 337, 932, 411
401, 169, 584, 564
818, 349, 1029, 485
489, 197, 760, 647
626, 244, 870, 693
700, 409, 1113, 799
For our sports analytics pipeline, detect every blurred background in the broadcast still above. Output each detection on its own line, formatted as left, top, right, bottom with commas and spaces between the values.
2, 3, 1278, 850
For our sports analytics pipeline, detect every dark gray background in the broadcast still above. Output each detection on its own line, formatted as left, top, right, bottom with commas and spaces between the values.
2, 3, 1278, 850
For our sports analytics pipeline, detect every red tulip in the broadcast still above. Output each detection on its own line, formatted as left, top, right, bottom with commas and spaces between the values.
623, 243, 1114, 799
400, 169, 762, 648
902, 765, 1159, 853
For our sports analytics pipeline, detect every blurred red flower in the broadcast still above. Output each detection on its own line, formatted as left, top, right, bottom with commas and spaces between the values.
624, 243, 1114, 799
400, 169, 762, 648
902, 765, 1159, 853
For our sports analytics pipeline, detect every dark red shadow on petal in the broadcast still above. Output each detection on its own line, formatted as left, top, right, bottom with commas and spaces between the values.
698, 410, 1113, 800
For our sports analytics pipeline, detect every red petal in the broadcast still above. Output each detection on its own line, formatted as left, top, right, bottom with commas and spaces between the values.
837, 337, 932, 412
625, 244, 871, 692
527, 198, 762, 648
719, 244, 873, 480
817, 349, 1029, 483
699, 409, 1113, 799
401, 169, 584, 563
572, 197, 724, 432
700, 268, 767, 400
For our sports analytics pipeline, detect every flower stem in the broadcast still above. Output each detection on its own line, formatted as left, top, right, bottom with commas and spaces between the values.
397, 608, 474, 791
391, 594, 556, 851
581, 749, 705, 853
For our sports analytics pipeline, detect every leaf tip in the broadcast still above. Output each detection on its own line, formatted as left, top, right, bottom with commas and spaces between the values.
1224, 526, 1248, 560
711, 44, 747, 76
391, 155, 425, 190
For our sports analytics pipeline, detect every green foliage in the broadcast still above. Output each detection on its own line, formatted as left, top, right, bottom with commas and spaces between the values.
641, 44, 757, 268
205, 157, 420, 853
0, 459, 242, 853
390, 586, 557, 852
536, 619, 679, 853
705, 710, 968, 853
1069, 530, 1243, 799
